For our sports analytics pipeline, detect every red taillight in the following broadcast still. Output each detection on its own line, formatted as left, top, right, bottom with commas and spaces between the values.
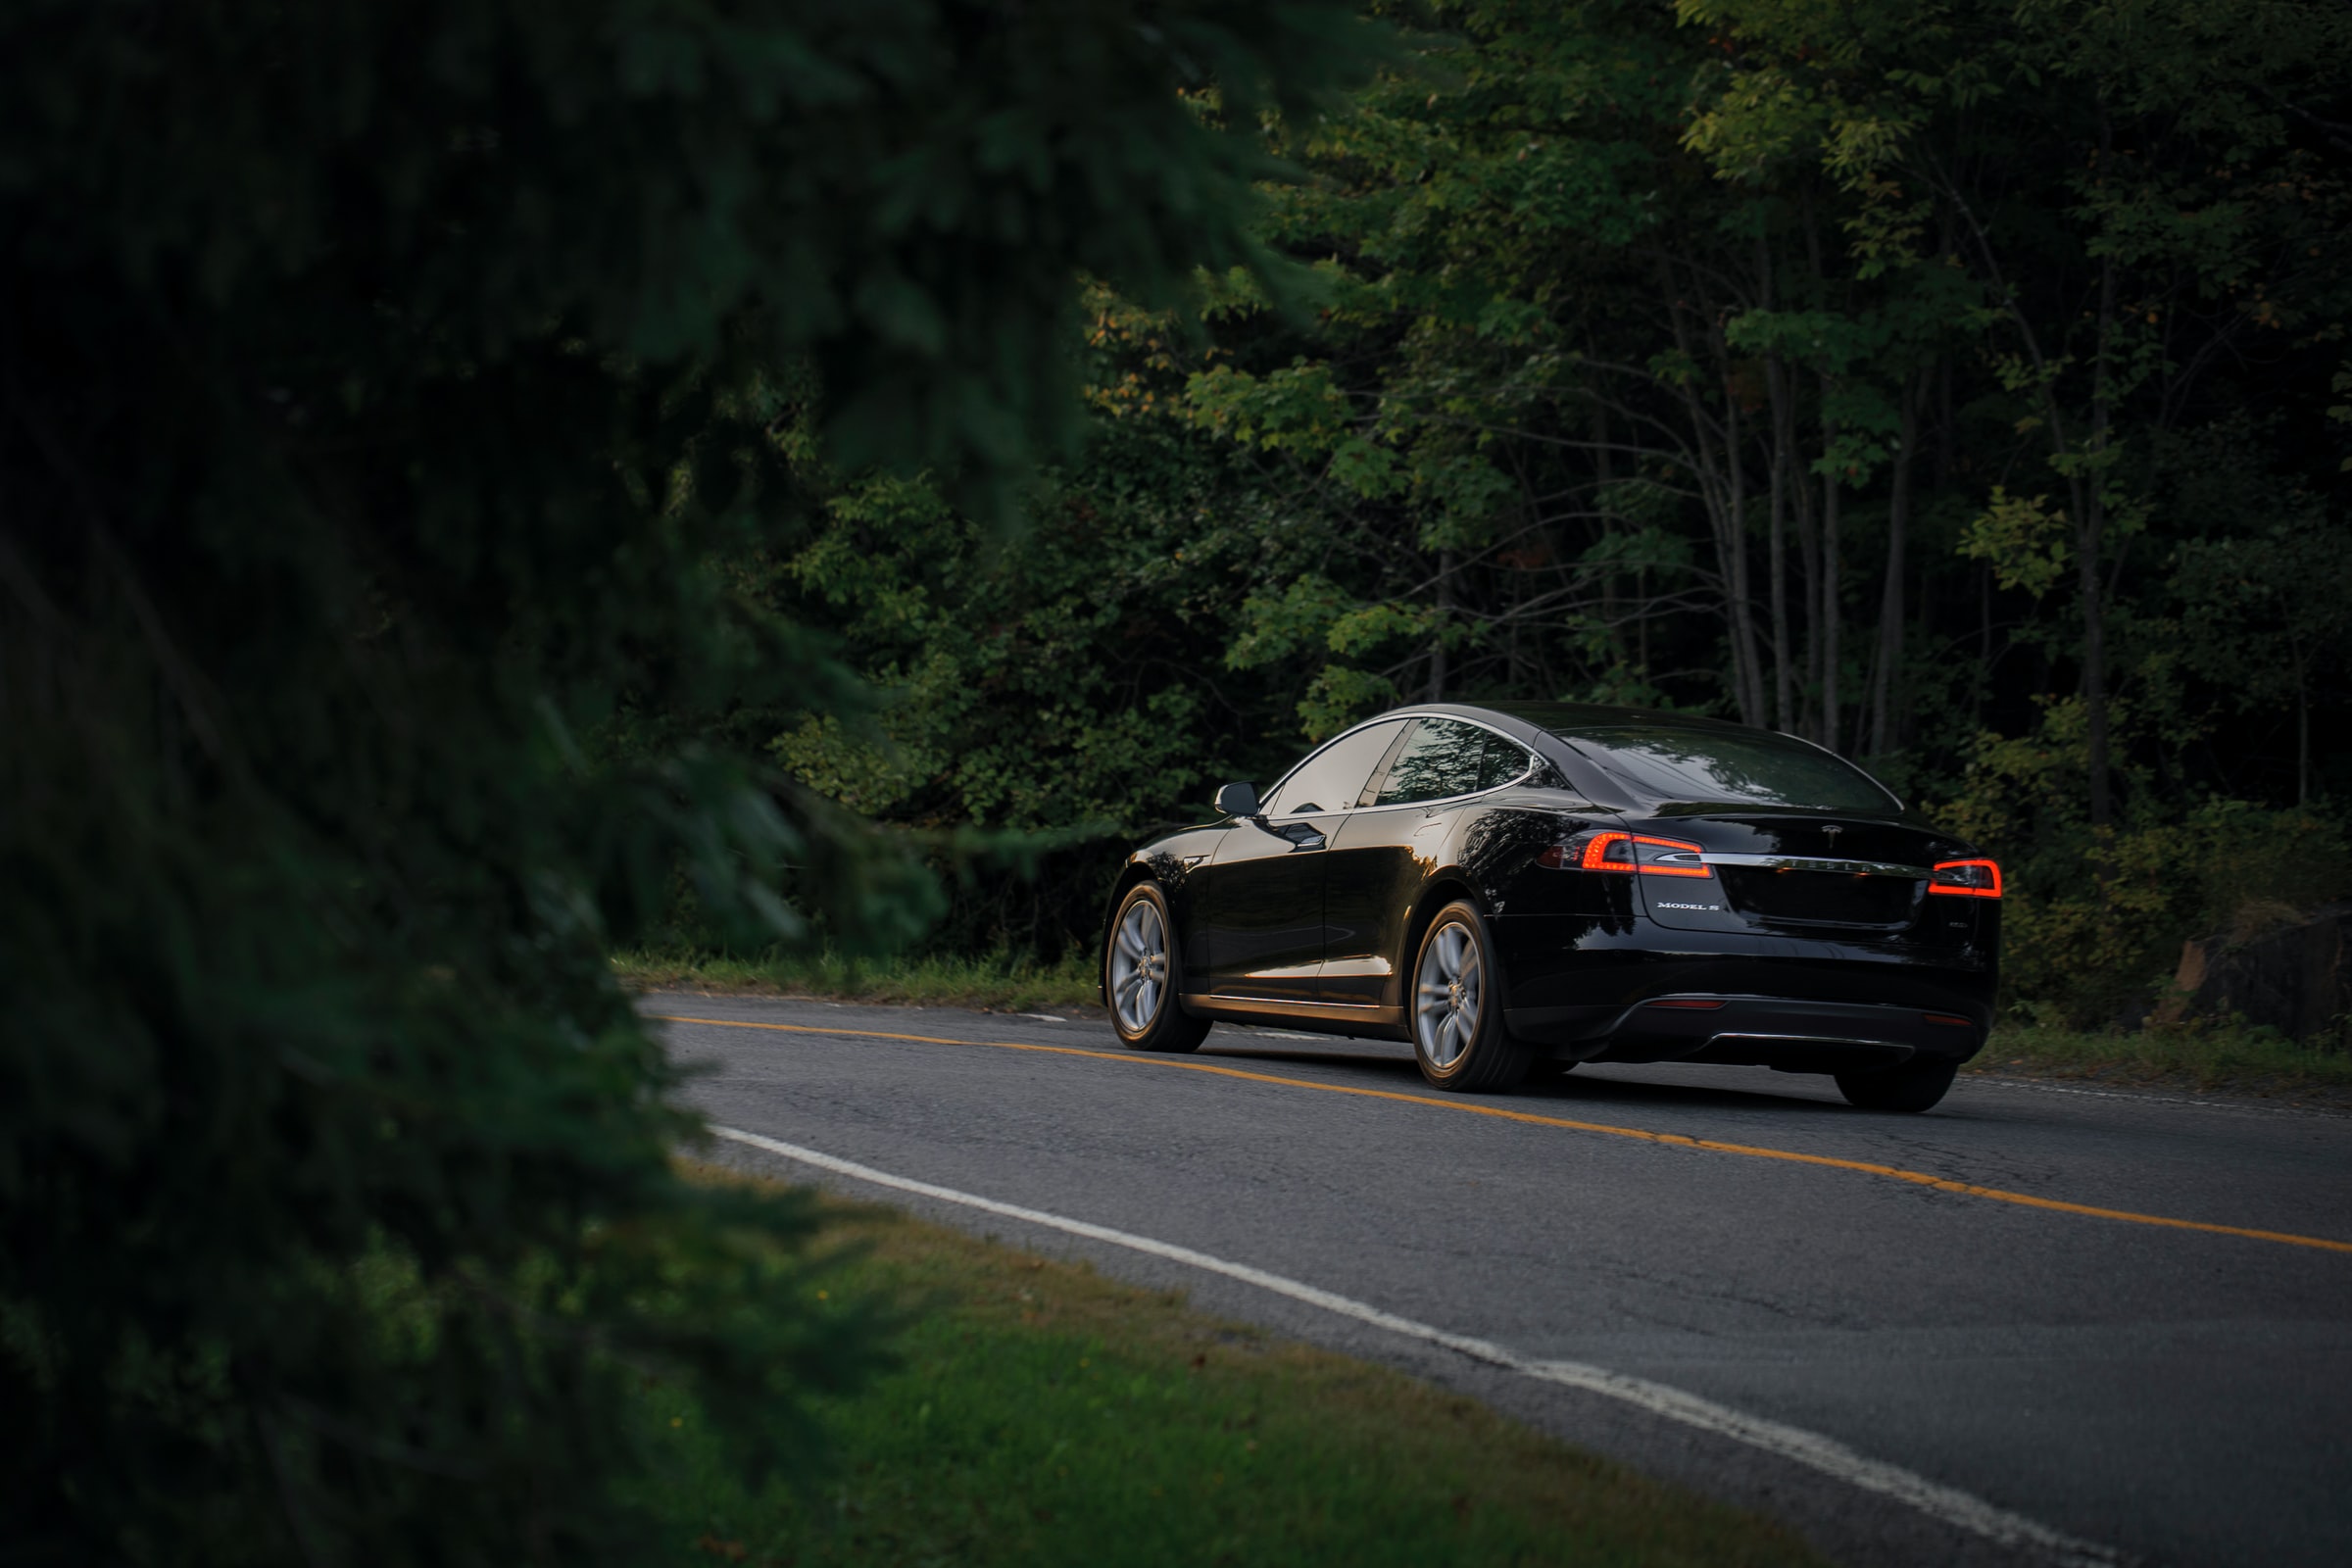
1538, 832, 1711, 877
1930, 858, 2002, 898
1648, 998, 1726, 1010
1581, 832, 1638, 871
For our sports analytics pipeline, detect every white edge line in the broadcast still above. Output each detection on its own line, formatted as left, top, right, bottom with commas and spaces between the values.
709, 1123, 2120, 1568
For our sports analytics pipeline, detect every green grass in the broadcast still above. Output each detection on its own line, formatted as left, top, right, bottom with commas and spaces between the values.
613, 947, 1102, 1014
1968, 1021, 2352, 1104
641, 1174, 1824, 1568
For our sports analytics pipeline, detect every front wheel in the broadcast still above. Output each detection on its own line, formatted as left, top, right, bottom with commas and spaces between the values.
1105, 881, 1210, 1054
1409, 901, 1531, 1093
1835, 1056, 1958, 1112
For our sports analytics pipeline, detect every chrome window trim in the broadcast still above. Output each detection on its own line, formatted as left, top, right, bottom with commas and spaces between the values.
1254, 708, 1598, 822
1348, 711, 1543, 815
1255, 715, 1418, 821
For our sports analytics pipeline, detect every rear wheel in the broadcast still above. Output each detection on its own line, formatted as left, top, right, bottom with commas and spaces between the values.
1409, 901, 1531, 1092
1835, 1056, 1958, 1112
1105, 882, 1209, 1054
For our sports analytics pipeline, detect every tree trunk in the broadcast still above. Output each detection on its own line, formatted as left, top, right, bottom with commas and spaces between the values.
2081, 242, 2116, 828
1870, 370, 1923, 758
1794, 432, 1821, 740
1718, 326, 1765, 726
1766, 354, 1795, 731
1638, 565, 1649, 677
1799, 193, 1831, 746
2299, 674, 2311, 807
1819, 387, 1841, 754
1430, 549, 1453, 701
1660, 262, 1765, 727
1757, 236, 1796, 733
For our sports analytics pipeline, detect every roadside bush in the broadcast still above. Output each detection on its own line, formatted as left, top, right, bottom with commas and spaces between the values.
1934, 704, 2352, 1026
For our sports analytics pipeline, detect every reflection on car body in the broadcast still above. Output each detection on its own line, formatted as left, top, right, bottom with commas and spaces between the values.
1101, 702, 1999, 1112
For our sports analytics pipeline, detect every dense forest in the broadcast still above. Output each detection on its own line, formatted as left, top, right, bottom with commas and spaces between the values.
717, 0, 2352, 1025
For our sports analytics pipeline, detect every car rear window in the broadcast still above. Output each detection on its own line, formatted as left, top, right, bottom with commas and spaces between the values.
1557, 726, 1898, 811
1260, 718, 1411, 816
1374, 718, 1487, 805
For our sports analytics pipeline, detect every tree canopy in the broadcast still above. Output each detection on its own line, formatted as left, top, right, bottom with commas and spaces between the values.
757, 0, 2352, 1020
0, 1, 1378, 1559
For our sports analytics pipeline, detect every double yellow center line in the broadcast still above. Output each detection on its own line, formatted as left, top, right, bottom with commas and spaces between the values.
654, 1012, 2352, 1257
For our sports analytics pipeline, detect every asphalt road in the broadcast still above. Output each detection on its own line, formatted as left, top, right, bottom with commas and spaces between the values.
652, 994, 2352, 1568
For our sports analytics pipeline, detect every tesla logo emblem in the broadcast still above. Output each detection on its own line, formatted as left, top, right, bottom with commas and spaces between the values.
1822, 824, 1843, 844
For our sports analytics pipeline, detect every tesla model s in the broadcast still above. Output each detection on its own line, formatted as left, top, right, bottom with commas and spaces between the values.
1099, 702, 1999, 1111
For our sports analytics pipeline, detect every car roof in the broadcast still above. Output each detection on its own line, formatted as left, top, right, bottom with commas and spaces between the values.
1390, 700, 1762, 740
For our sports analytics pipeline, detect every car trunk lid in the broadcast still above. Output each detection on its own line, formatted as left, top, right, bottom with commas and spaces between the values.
1631, 809, 1977, 938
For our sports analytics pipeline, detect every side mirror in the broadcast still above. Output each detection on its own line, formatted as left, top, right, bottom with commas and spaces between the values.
1213, 781, 1261, 818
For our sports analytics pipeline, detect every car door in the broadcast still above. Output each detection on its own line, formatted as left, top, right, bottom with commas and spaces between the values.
1194, 719, 1411, 1004
1321, 718, 1527, 1007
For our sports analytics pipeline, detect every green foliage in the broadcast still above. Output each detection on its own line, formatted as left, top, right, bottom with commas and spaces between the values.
1933, 701, 2352, 1024
0, 1, 1377, 1560
1959, 488, 2072, 598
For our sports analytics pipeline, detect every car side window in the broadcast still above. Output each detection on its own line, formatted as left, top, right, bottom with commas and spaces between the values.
1259, 720, 1410, 817
1479, 732, 1535, 790
1374, 718, 1489, 806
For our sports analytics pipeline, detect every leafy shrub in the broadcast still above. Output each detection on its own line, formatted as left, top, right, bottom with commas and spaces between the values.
1934, 703, 2352, 1025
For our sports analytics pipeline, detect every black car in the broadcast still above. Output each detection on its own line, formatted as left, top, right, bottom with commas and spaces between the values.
1100, 702, 2000, 1111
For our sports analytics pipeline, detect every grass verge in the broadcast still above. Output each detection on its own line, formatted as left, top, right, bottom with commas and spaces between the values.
1968, 1021, 2352, 1105
613, 947, 1102, 1014
645, 1167, 1824, 1568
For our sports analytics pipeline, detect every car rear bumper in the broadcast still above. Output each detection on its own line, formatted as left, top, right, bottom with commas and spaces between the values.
1505, 992, 1987, 1069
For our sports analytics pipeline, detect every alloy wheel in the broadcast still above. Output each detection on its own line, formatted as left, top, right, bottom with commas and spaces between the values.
1414, 919, 1483, 1068
1110, 898, 1170, 1034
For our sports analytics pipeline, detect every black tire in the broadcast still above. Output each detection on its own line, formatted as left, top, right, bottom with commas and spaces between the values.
1408, 900, 1531, 1092
1104, 881, 1210, 1054
1835, 1056, 1958, 1112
